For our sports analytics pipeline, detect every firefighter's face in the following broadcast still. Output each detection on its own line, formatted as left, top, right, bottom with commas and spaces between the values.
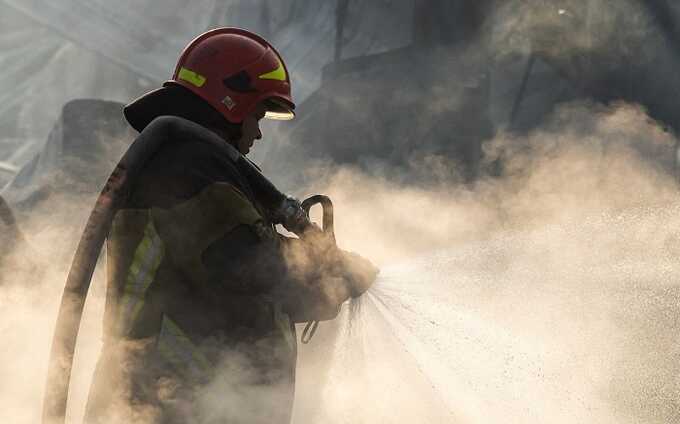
236, 103, 266, 155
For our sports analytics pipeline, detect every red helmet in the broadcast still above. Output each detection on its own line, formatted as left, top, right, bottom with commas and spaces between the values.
124, 27, 295, 132
166, 27, 295, 123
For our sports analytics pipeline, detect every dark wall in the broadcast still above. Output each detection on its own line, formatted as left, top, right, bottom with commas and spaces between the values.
264, 44, 493, 188
264, 0, 680, 187
3, 99, 132, 210
413, 0, 495, 46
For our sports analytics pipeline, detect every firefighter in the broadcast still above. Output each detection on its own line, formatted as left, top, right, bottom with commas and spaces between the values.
84, 28, 376, 423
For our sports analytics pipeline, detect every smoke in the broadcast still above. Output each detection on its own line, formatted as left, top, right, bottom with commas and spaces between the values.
490, 0, 662, 60
1, 2, 680, 423
0, 100, 678, 423
290, 101, 680, 423
0, 196, 100, 423
291, 103, 680, 424
293, 101, 676, 264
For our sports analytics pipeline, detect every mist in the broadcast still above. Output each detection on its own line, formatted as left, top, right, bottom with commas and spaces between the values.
2, 100, 678, 423
1, 1, 680, 423
293, 101, 680, 423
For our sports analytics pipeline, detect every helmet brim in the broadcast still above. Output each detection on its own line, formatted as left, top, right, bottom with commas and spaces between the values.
263, 97, 295, 120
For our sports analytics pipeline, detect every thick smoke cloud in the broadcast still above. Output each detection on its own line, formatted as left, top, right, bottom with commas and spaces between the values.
292, 101, 680, 423
491, 0, 660, 57
5, 99, 679, 423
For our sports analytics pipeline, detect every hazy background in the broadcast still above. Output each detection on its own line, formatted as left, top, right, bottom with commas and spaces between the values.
1, 1, 680, 423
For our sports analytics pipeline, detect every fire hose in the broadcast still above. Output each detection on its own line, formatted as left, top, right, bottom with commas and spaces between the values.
41, 115, 375, 423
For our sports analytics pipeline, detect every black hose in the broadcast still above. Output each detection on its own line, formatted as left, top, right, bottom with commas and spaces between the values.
236, 155, 287, 213
42, 117, 169, 422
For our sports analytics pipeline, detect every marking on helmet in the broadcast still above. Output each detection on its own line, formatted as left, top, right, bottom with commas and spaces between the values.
258, 59, 286, 81
178, 67, 207, 87
222, 95, 236, 110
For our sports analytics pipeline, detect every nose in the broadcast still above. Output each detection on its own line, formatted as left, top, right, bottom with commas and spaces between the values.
255, 127, 262, 140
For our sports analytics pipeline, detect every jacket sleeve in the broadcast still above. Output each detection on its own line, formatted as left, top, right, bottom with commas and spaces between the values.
150, 180, 349, 323
135, 134, 365, 323
203, 225, 354, 323
150, 181, 265, 287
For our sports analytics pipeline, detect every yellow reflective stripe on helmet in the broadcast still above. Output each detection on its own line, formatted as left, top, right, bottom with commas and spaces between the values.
157, 315, 211, 381
258, 59, 286, 81
178, 66, 207, 87
118, 215, 164, 335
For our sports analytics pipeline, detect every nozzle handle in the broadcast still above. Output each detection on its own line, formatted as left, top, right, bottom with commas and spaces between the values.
301, 195, 335, 243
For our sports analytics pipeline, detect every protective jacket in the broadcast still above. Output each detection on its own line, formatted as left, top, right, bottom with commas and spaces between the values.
84, 116, 334, 423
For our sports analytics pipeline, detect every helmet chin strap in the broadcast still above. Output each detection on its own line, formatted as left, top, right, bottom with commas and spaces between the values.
205, 122, 243, 148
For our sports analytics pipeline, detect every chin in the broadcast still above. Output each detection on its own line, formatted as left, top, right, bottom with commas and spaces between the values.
238, 141, 254, 155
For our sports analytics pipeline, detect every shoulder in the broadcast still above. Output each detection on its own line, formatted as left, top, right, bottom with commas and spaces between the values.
140, 115, 239, 164
129, 116, 251, 208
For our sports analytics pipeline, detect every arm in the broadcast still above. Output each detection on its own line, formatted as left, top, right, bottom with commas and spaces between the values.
202, 223, 356, 323
151, 181, 361, 324
208, 229, 378, 323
